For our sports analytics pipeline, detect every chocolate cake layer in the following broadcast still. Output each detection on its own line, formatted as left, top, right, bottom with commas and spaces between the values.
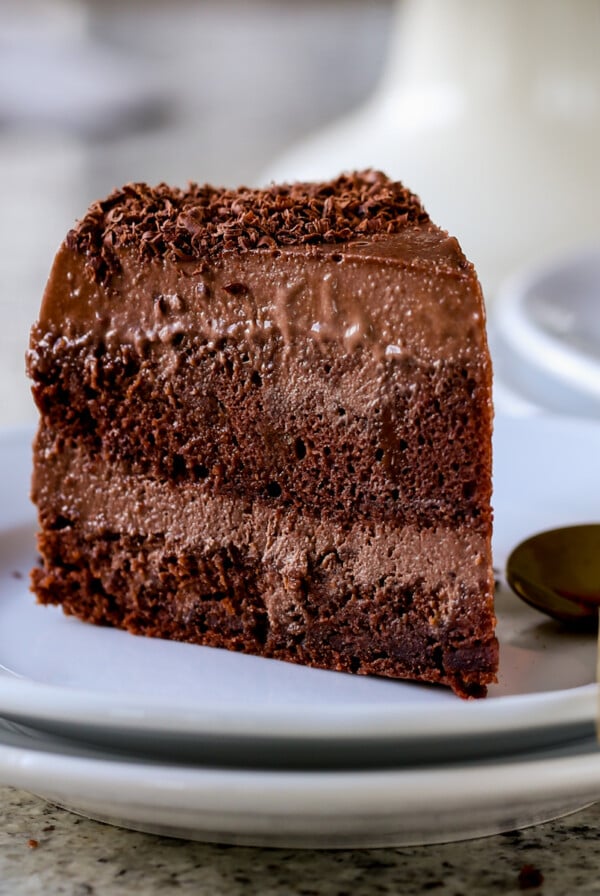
28, 171, 497, 697
30, 338, 489, 529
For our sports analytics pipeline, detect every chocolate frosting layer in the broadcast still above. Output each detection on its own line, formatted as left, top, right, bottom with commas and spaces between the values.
34, 238, 486, 366
65, 171, 430, 285
33, 170, 488, 369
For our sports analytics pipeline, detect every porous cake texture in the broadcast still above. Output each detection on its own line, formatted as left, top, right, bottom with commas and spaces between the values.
28, 171, 497, 697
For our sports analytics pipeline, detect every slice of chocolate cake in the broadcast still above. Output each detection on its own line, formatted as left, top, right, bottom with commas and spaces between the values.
27, 171, 497, 698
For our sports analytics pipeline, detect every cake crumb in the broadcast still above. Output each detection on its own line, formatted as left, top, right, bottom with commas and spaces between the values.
11, 570, 23, 579
518, 864, 544, 889
27, 839, 39, 849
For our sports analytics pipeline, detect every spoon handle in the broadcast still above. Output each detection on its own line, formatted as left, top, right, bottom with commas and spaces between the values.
596, 626, 600, 742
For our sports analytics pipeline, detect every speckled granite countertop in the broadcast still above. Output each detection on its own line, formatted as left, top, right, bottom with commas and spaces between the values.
1, 787, 599, 895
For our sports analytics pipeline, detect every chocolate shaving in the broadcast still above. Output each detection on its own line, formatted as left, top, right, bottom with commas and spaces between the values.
66, 171, 429, 285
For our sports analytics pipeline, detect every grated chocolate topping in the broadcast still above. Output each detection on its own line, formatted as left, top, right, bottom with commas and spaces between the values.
65, 171, 430, 284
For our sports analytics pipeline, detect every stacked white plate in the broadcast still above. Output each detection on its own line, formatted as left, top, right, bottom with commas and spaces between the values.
1, 415, 599, 848
491, 247, 600, 419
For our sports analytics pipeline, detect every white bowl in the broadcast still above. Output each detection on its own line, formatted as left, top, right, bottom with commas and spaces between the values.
491, 247, 600, 418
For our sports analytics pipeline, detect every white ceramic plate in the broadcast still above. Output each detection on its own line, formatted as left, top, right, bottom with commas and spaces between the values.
492, 246, 600, 418
0, 417, 598, 767
0, 718, 598, 847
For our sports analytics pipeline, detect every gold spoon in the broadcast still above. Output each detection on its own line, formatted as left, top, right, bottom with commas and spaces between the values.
506, 524, 600, 739
506, 524, 600, 629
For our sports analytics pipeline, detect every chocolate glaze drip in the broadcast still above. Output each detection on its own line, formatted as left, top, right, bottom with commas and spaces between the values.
65, 171, 430, 285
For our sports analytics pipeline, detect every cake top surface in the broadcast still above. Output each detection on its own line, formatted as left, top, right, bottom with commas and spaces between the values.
66, 171, 431, 283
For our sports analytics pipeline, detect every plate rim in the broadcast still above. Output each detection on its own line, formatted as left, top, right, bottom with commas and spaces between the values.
0, 674, 596, 741
0, 720, 599, 814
